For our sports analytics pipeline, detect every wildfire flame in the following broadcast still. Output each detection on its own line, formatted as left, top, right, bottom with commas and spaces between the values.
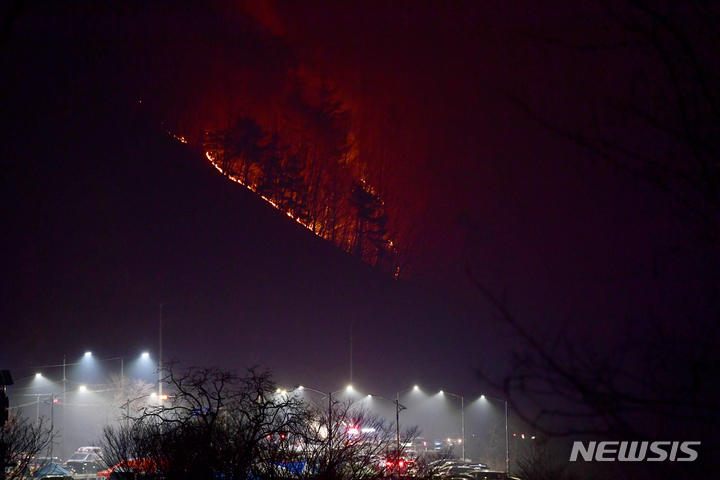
205, 151, 311, 229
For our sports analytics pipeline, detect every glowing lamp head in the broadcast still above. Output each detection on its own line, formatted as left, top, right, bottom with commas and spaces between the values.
84, 352, 92, 357
141, 352, 149, 358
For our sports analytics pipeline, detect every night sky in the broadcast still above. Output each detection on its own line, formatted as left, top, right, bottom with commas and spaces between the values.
1, 0, 718, 473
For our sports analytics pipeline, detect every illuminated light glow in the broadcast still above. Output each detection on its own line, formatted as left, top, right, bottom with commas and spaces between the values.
141, 352, 149, 358
347, 427, 360, 435
35, 373, 42, 378
84, 352, 92, 356
361, 428, 376, 433
79, 385, 87, 392
167, 131, 187, 144
440, 390, 444, 394
413, 385, 419, 390
346, 385, 353, 391
367, 394, 372, 398
480, 395, 486, 399
150, 393, 157, 398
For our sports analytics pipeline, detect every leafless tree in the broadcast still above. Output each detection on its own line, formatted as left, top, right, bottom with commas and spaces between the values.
476, 4, 720, 477
101, 363, 311, 480
100, 364, 421, 480
2, 411, 55, 480
296, 398, 418, 480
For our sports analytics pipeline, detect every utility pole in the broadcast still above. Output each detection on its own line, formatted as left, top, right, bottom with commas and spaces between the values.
396, 393, 401, 457
349, 321, 354, 386
159, 304, 163, 399
62, 356, 66, 459
505, 401, 509, 473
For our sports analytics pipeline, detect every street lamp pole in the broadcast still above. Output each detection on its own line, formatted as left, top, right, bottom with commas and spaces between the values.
441, 391, 465, 460
159, 303, 163, 400
50, 394, 55, 460
296, 386, 344, 467
62, 356, 66, 459
395, 393, 400, 456
394, 386, 418, 457
368, 393, 407, 459
505, 400, 509, 473
481, 395, 509, 473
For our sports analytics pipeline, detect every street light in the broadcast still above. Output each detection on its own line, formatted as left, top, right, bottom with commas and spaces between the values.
159, 303, 164, 400
479, 394, 509, 473
394, 386, 419, 454
440, 390, 465, 460
295, 385, 351, 465
367, 392, 407, 459
80, 352, 126, 389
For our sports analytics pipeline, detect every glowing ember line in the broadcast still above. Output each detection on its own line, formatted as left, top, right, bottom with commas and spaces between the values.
204, 151, 311, 229
167, 131, 187, 144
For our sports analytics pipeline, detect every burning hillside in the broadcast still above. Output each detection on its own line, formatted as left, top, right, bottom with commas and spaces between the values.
199, 101, 401, 277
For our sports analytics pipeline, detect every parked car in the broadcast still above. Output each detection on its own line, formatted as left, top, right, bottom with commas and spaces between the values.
445, 471, 520, 480
433, 461, 493, 480
65, 450, 103, 474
